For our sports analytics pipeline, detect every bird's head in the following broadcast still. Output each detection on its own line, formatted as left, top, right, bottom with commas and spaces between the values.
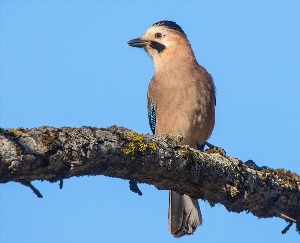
128, 21, 191, 60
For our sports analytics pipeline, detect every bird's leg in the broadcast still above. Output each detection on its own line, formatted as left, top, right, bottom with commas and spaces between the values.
204, 141, 214, 149
196, 143, 205, 151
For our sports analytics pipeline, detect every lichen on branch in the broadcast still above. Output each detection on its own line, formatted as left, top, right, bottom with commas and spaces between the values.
0, 125, 299, 234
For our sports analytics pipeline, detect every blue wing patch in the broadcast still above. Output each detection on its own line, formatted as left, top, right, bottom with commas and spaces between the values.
148, 99, 156, 134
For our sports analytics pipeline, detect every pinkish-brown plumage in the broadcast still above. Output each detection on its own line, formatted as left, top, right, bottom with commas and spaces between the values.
128, 20, 216, 238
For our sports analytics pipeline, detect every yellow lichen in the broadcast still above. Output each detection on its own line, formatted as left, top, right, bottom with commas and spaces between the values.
130, 132, 144, 142
148, 142, 157, 151
8, 129, 19, 137
137, 141, 147, 152
122, 131, 157, 156
25, 154, 32, 159
123, 141, 135, 155
229, 186, 239, 197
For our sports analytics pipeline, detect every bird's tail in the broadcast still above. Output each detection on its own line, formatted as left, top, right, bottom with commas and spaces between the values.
168, 191, 202, 237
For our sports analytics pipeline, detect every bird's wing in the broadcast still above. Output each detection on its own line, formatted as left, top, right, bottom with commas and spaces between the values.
214, 92, 216, 106
148, 98, 156, 135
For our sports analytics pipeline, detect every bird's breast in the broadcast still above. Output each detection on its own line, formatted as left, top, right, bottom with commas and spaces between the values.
148, 72, 215, 148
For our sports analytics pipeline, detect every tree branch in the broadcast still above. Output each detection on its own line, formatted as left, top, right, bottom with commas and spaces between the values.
1, 126, 299, 233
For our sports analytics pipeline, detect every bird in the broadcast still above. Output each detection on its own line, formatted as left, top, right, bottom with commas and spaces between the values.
128, 20, 216, 238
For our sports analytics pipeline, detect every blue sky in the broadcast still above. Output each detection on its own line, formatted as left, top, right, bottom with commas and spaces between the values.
1, 1, 300, 242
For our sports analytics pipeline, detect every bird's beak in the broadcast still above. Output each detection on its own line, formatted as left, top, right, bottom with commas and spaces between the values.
127, 38, 147, 48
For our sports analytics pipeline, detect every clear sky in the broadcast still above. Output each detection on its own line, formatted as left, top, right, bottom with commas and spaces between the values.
1, 1, 300, 243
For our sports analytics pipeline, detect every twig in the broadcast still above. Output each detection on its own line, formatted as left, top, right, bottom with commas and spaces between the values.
20, 181, 43, 198
281, 213, 297, 223
59, 179, 63, 189
280, 213, 297, 234
129, 179, 142, 196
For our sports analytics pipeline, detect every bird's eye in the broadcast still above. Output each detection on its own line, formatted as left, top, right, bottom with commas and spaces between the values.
155, 33, 162, 39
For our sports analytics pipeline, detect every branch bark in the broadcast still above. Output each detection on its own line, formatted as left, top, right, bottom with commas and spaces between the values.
1, 126, 299, 233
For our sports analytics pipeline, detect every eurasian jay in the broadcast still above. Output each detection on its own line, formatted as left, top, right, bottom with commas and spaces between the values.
128, 20, 216, 238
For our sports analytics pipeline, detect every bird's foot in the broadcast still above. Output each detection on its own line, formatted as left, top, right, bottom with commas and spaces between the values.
244, 160, 268, 171
204, 142, 226, 156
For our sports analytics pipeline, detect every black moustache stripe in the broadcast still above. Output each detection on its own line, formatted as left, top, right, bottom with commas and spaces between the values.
150, 41, 166, 53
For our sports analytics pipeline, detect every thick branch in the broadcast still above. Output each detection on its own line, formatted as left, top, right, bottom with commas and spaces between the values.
1, 126, 300, 232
